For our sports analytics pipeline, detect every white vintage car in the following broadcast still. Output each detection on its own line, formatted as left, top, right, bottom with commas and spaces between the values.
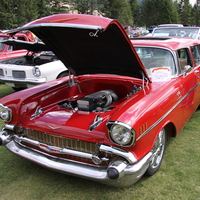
0, 40, 68, 90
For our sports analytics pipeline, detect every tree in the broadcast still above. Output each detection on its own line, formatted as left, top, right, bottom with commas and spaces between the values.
0, 0, 39, 29
0, 0, 18, 29
178, 0, 193, 25
129, 0, 140, 26
14, 0, 39, 26
141, 0, 180, 27
191, 4, 200, 26
101, 0, 133, 25
48, 0, 70, 14
37, 0, 52, 17
69, 0, 99, 14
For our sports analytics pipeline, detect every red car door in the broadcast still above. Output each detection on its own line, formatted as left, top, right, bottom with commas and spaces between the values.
178, 48, 200, 125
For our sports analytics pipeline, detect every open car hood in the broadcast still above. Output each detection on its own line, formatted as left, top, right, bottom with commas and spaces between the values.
0, 39, 50, 52
6, 14, 149, 80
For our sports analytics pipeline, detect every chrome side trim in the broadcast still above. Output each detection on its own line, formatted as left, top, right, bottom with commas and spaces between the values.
137, 83, 200, 141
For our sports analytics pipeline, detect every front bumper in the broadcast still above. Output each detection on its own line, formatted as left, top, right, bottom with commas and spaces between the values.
0, 76, 46, 86
0, 129, 152, 187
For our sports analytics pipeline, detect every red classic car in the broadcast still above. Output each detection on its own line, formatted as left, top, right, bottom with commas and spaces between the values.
0, 14, 200, 187
0, 32, 31, 60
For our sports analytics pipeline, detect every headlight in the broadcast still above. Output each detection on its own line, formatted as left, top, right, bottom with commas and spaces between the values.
32, 67, 41, 77
108, 121, 135, 147
0, 104, 12, 122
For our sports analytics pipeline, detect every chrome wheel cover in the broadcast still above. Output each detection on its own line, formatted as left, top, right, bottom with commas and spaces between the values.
149, 129, 166, 170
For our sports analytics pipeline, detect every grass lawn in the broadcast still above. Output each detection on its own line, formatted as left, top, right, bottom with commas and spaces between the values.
0, 84, 200, 200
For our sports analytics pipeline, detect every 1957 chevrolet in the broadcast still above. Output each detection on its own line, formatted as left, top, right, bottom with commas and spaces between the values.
0, 14, 200, 187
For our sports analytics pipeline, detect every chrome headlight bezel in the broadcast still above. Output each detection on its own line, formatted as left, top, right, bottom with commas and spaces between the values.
107, 121, 136, 147
0, 103, 12, 122
32, 67, 41, 77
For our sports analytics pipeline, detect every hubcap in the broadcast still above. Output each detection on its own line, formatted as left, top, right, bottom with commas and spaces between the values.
150, 129, 166, 170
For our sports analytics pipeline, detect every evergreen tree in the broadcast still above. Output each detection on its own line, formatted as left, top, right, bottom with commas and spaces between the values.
48, 0, 69, 14
191, 4, 200, 26
141, 0, 180, 27
101, 0, 133, 25
129, 0, 139, 26
1, 0, 200, 30
0, 0, 18, 29
14, 0, 39, 26
69, 0, 98, 14
0, 0, 39, 29
178, 0, 193, 25
37, 0, 52, 17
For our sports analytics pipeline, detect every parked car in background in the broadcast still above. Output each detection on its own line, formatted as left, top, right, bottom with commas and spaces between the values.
157, 24, 183, 28
129, 28, 137, 38
0, 14, 200, 188
0, 39, 68, 90
148, 25, 157, 33
0, 32, 32, 60
152, 27, 200, 39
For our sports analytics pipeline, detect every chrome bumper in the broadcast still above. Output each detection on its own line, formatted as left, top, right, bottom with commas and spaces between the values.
0, 129, 152, 187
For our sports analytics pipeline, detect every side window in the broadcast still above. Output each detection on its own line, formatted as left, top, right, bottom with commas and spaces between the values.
0, 36, 8, 51
7, 45, 13, 51
177, 48, 192, 72
0, 43, 6, 51
191, 45, 200, 66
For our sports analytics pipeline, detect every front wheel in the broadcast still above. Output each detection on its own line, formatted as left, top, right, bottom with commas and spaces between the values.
145, 128, 166, 176
12, 87, 26, 91
57, 71, 69, 79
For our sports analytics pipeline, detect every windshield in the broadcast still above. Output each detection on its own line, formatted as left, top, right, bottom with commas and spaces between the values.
0, 36, 9, 51
153, 27, 199, 39
135, 47, 176, 76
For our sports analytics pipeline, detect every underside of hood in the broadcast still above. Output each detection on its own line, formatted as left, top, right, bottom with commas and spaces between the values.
6, 14, 149, 80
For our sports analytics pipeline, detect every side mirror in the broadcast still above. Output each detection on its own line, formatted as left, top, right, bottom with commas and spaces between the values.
183, 65, 192, 75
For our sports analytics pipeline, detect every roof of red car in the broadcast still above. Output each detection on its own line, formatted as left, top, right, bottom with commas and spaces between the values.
131, 37, 200, 50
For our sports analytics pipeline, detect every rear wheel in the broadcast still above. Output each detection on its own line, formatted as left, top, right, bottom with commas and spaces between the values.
145, 128, 166, 176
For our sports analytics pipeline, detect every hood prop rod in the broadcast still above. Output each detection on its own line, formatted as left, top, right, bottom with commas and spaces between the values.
68, 68, 76, 87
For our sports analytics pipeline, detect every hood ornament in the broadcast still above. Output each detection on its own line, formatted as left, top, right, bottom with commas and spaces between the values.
89, 115, 103, 132
30, 107, 43, 120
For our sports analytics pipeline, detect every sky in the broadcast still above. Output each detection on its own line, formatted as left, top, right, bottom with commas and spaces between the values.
190, 0, 196, 6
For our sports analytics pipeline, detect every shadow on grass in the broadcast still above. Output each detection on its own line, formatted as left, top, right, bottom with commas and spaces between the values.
0, 84, 15, 98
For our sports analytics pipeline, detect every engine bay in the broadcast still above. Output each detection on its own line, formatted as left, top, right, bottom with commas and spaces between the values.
59, 85, 142, 112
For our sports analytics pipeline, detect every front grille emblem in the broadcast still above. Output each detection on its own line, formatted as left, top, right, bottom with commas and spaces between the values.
39, 143, 61, 153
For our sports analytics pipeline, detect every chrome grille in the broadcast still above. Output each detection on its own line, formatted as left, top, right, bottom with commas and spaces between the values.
0, 69, 3, 76
22, 128, 97, 154
12, 70, 26, 78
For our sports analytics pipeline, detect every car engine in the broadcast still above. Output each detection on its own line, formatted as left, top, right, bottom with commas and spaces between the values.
59, 90, 119, 112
